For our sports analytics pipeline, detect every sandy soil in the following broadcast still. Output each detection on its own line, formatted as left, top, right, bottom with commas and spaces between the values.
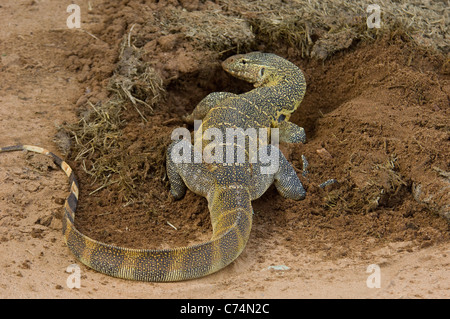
0, 0, 449, 298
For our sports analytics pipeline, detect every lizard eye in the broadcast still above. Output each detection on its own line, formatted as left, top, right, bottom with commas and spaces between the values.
240, 59, 247, 65
258, 68, 265, 77
277, 114, 286, 122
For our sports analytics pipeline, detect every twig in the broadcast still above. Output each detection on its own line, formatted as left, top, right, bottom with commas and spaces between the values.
166, 221, 178, 230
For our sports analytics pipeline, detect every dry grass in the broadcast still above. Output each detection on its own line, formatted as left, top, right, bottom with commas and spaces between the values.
60, 31, 166, 199
165, 8, 255, 52
108, 29, 165, 122
222, 0, 448, 57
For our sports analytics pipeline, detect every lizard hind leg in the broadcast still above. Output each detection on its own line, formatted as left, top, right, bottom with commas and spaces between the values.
166, 140, 188, 199
166, 139, 213, 200
259, 145, 306, 200
249, 144, 306, 201
274, 155, 306, 200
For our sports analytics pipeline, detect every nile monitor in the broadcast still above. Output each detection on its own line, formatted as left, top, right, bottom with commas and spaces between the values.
0, 52, 307, 281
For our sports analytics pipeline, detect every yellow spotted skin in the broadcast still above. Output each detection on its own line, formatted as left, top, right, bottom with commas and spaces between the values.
0, 52, 307, 282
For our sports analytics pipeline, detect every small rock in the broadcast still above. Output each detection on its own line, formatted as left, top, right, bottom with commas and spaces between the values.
54, 197, 65, 205
316, 147, 333, 159
268, 265, 290, 271
25, 182, 40, 192
35, 215, 53, 227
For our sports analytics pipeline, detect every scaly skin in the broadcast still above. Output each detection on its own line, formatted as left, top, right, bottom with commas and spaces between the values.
0, 52, 307, 282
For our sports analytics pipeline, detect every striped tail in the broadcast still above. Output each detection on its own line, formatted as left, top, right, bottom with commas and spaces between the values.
0, 145, 253, 281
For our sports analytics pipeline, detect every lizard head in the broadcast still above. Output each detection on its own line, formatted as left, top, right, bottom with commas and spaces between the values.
222, 52, 282, 87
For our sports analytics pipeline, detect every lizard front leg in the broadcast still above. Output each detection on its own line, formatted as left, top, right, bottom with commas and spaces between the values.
277, 121, 306, 144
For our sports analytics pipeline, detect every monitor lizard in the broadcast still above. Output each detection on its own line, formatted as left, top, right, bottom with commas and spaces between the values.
0, 52, 307, 281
